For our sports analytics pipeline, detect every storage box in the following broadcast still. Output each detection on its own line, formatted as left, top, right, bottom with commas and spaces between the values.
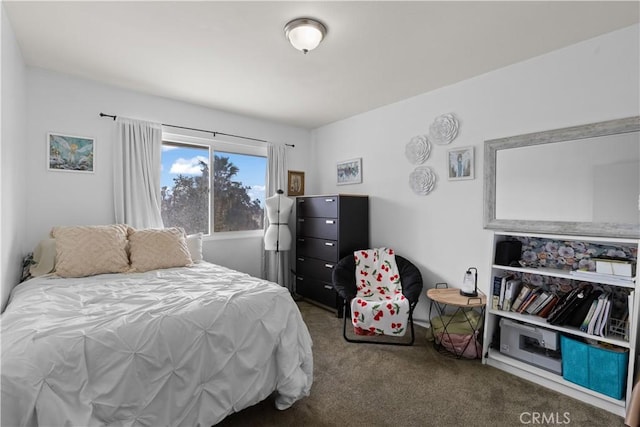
561, 335, 628, 399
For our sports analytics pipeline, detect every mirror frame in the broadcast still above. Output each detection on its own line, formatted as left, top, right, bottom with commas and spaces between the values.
484, 116, 640, 239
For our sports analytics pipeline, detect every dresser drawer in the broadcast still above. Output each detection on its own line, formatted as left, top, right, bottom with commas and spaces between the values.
296, 217, 338, 240
297, 196, 338, 218
296, 256, 336, 283
295, 276, 337, 308
296, 237, 338, 261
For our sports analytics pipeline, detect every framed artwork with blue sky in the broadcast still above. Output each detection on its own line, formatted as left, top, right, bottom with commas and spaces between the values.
47, 133, 94, 173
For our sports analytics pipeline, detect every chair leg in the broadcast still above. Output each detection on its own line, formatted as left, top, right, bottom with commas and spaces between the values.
342, 299, 417, 346
342, 299, 352, 342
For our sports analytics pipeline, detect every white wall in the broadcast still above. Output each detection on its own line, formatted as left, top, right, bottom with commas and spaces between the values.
23, 69, 311, 280
1, 5, 28, 311
311, 24, 640, 325
5, 21, 639, 319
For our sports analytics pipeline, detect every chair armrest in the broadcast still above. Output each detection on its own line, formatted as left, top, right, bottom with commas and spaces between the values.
396, 255, 424, 304
332, 255, 357, 300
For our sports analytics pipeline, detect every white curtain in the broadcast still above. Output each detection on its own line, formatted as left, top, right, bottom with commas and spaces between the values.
262, 143, 289, 288
113, 117, 164, 229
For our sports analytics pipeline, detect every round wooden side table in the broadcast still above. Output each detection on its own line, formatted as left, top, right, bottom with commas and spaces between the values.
427, 284, 487, 359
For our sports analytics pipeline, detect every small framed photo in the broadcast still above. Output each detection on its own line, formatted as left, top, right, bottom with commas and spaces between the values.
287, 170, 305, 196
447, 146, 474, 180
47, 133, 95, 173
337, 157, 362, 185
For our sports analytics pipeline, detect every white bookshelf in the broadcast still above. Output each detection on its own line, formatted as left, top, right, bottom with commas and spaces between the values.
482, 231, 639, 417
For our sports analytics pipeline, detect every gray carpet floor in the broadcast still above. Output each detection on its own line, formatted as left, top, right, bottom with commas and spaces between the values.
218, 301, 625, 426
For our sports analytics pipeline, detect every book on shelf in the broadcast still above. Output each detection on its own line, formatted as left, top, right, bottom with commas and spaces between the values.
629, 290, 635, 327
510, 284, 534, 312
498, 275, 511, 310
517, 288, 542, 314
502, 279, 521, 311
587, 292, 610, 336
531, 292, 557, 315
525, 291, 551, 315
579, 297, 600, 332
597, 298, 611, 337
537, 294, 559, 318
491, 273, 509, 310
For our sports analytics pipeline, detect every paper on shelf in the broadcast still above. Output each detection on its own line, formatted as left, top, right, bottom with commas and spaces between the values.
569, 269, 635, 285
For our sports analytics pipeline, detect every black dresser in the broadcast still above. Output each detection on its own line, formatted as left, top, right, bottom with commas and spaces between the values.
295, 194, 369, 314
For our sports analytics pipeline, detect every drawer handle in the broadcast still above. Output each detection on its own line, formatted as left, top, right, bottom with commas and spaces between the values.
298, 199, 305, 203
323, 284, 333, 290
298, 218, 305, 222
325, 198, 335, 202
325, 220, 335, 224
297, 257, 305, 262
298, 238, 305, 242
297, 277, 304, 281
324, 263, 334, 269
324, 242, 335, 247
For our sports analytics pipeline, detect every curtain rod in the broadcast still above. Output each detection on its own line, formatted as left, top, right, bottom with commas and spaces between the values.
99, 113, 294, 147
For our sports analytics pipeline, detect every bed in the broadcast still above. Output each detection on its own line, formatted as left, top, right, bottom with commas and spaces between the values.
1, 225, 313, 426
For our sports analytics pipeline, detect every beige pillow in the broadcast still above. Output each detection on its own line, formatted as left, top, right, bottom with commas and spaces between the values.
51, 224, 130, 278
129, 227, 192, 272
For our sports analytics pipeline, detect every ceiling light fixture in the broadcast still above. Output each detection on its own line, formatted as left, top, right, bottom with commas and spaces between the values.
284, 18, 327, 54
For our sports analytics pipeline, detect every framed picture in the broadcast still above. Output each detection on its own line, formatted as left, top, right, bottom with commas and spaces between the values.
447, 146, 474, 180
47, 133, 95, 173
287, 170, 305, 196
337, 157, 362, 185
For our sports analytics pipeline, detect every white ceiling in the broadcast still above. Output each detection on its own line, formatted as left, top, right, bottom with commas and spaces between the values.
5, 1, 639, 129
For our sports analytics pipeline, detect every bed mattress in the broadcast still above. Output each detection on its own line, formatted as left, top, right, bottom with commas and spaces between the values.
1, 262, 313, 426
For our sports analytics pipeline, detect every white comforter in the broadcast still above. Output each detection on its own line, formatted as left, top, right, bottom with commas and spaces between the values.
1, 262, 313, 426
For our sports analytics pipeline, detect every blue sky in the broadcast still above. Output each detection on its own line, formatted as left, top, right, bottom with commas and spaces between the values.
161, 146, 266, 206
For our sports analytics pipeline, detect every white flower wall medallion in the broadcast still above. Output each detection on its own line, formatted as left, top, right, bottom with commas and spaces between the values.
405, 135, 431, 164
429, 113, 459, 145
409, 166, 437, 195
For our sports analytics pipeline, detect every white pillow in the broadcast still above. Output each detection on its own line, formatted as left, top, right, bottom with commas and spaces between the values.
186, 233, 203, 262
129, 227, 192, 272
51, 224, 130, 278
29, 238, 57, 277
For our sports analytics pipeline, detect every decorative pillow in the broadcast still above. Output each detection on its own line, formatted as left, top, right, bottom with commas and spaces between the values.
51, 224, 130, 278
186, 233, 203, 262
128, 227, 192, 272
29, 238, 57, 277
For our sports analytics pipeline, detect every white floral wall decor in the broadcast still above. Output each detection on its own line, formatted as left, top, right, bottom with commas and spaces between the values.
409, 166, 437, 195
404, 111, 460, 195
429, 113, 459, 145
405, 135, 431, 164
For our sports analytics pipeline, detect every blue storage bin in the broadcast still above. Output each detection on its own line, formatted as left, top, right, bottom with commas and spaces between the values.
561, 335, 628, 400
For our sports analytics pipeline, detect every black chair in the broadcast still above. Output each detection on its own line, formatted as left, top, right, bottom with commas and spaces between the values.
331, 253, 423, 345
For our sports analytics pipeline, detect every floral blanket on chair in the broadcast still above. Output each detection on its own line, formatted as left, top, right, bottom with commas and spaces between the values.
351, 248, 410, 336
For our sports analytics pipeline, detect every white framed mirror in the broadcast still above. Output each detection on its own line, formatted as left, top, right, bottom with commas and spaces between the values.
484, 116, 640, 238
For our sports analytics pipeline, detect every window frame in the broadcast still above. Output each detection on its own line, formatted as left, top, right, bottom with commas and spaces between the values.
162, 130, 267, 240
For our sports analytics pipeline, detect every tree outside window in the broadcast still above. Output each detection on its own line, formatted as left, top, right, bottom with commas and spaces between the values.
160, 142, 266, 235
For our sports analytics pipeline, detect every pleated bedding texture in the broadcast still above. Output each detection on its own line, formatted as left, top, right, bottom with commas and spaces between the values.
1, 262, 313, 427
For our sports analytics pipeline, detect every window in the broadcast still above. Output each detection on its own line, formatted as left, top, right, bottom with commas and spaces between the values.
160, 134, 267, 236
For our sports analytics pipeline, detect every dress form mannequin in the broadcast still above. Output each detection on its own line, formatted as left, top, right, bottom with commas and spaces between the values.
264, 190, 294, 252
